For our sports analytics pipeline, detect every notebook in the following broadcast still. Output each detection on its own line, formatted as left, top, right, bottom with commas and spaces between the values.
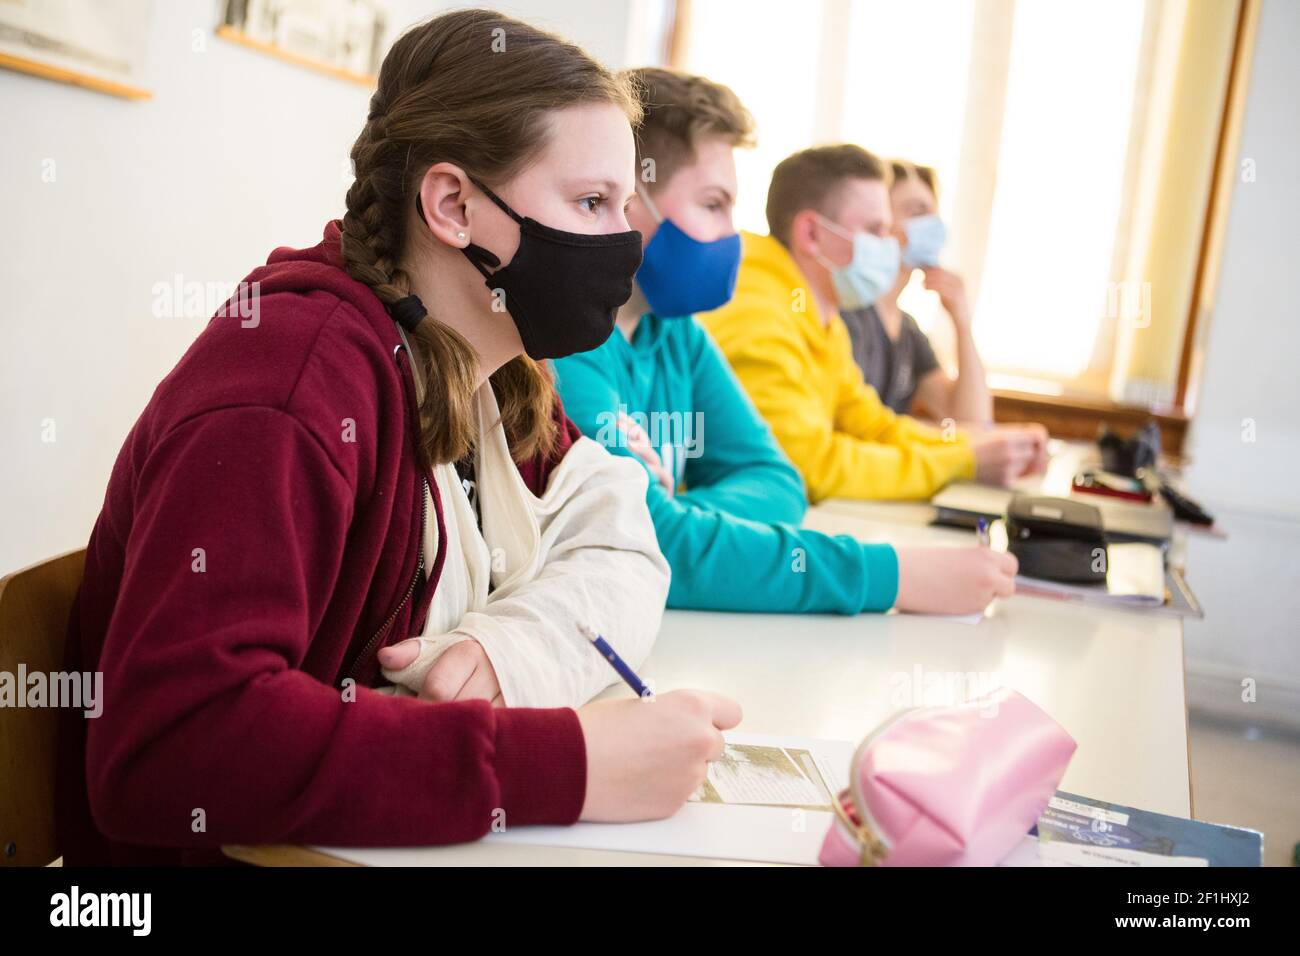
1000, 791, 1264, 867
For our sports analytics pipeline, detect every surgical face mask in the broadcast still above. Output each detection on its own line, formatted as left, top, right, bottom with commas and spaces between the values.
902, 214, 946, 269
634, 187, 742, 318
813, 214, 901, 310
455, 178, 644, 360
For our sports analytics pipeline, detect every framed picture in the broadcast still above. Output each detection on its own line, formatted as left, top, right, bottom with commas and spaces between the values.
217, 0, 389, 87
0, 0, 153, 100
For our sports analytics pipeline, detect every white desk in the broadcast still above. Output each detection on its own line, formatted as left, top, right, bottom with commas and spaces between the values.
612, 544, 1190, 823
226, 446, 1191, 867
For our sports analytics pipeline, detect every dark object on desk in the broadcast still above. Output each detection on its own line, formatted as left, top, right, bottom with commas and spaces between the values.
931, 482, 1173, 546
932, 506, 983, 531
1005, 496, 1108, 585
1157, 476, 1215, 526
1098, 421, 1160, 478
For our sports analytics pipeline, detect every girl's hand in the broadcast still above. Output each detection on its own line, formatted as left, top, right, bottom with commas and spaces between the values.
618, 412, 674, 494
378, 638, 503, 705
894, 546, 1018, 615
922, 267, 971, 329
577, 690, 743, 822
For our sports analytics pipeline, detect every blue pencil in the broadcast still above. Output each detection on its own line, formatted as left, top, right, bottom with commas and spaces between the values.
578, 623, 653, 698
976, 516, 990, 548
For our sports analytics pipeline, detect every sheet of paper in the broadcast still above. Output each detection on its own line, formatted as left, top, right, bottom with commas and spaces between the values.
892, 608, 986, 626
472, 732, 853, 864
998, 835, 1208, 867
315, 732, 855, 866
1038, 841, 1208, 867
934, 611, 985, 625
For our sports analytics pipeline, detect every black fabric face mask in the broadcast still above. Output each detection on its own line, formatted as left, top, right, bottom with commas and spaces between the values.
454, 178, 643, 361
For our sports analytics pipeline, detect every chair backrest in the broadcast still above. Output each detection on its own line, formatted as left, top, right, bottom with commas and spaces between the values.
0, 549, 85, 866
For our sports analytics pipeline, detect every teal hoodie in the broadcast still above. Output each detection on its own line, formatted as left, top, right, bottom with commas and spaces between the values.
553, 312, 899, 613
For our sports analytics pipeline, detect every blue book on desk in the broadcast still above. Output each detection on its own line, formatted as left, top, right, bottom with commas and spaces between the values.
1033, 791, 1263, 866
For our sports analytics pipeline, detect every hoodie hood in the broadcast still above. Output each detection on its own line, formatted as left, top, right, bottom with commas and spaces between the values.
733, 231, 831, 328
249, 220, 402, 351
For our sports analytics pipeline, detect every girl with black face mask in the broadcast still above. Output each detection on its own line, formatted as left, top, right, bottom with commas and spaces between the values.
59, 9, 740, 866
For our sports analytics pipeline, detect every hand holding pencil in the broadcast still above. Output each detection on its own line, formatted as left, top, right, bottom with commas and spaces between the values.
574, 623, 742, 822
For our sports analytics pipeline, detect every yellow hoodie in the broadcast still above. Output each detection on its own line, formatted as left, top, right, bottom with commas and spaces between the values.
699, 232, 975, 502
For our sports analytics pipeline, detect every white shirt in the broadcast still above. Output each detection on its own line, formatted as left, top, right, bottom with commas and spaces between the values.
381, 382, 670, 708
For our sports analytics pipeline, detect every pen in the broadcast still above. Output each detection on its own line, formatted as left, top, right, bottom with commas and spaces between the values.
976, 517, 990, 548
578, 623, 654, 699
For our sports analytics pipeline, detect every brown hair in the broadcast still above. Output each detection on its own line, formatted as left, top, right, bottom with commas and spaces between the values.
341, 8, 640, 465
621, 67, 755, 192
890, 159, 939, 200
765, 144, 891, 247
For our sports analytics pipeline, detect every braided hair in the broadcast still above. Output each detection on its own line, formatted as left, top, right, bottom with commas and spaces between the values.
338, 8, 640, 465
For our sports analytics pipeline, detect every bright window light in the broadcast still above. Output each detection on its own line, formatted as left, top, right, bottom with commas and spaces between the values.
683, 0, 824, 234
684, 0, 1149, 391
973, 0, 1145, 379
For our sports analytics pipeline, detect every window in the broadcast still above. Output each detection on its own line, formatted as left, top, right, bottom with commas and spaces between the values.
681, 0, 824, 236
679, 0, 1241, 409
974, 0, 1145, 384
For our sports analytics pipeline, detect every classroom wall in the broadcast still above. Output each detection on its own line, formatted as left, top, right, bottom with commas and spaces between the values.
1180, 0, 1300, 729
0, 0, 637, 579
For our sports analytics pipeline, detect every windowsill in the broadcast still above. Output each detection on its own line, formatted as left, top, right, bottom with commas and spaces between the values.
992, 387, 1189, 457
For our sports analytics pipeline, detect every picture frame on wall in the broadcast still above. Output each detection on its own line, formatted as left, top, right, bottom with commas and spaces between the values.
217, 0, 389, 87
0, 0, 153, 101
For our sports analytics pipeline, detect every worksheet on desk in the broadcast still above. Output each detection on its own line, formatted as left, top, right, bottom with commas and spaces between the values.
481, 731, 855, 865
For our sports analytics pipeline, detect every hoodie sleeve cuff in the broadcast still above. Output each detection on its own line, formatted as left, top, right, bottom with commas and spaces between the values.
958, 443, 977, 481
491, 706, 587, 827
858, 541, 900, 612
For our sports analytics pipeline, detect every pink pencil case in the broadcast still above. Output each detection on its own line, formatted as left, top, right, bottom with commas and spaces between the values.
819, 688, 1076, 867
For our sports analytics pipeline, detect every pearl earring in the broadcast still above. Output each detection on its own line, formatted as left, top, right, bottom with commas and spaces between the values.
457, 231, 466, 242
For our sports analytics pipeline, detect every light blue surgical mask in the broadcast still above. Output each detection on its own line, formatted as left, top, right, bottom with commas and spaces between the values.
814, 215, 901, 310
902, 214, 946, 269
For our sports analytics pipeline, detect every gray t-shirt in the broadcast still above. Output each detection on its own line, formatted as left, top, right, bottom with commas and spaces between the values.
841, 305, 940, 414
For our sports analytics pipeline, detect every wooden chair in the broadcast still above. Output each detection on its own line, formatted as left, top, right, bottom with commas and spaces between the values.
0, 549, 85, 866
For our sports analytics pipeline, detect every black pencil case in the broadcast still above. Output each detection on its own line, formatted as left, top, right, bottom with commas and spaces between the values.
1005, 495, 1108, 585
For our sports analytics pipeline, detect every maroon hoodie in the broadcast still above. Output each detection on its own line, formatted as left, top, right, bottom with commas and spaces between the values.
56, 222, 588, 865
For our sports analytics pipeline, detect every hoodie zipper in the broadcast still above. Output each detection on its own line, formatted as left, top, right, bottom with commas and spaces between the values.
339, 334, 448, 687
343, 474, 427, 687
340, 335, 431, 689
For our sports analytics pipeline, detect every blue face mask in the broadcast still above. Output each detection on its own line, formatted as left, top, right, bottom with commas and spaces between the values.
635, 189, 742, 318
814, 214, 901, 310
902, 214, 946, 269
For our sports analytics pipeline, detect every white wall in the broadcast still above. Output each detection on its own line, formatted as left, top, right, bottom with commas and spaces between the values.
1181, 0, 1300, 728
0, 0, 637, 577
